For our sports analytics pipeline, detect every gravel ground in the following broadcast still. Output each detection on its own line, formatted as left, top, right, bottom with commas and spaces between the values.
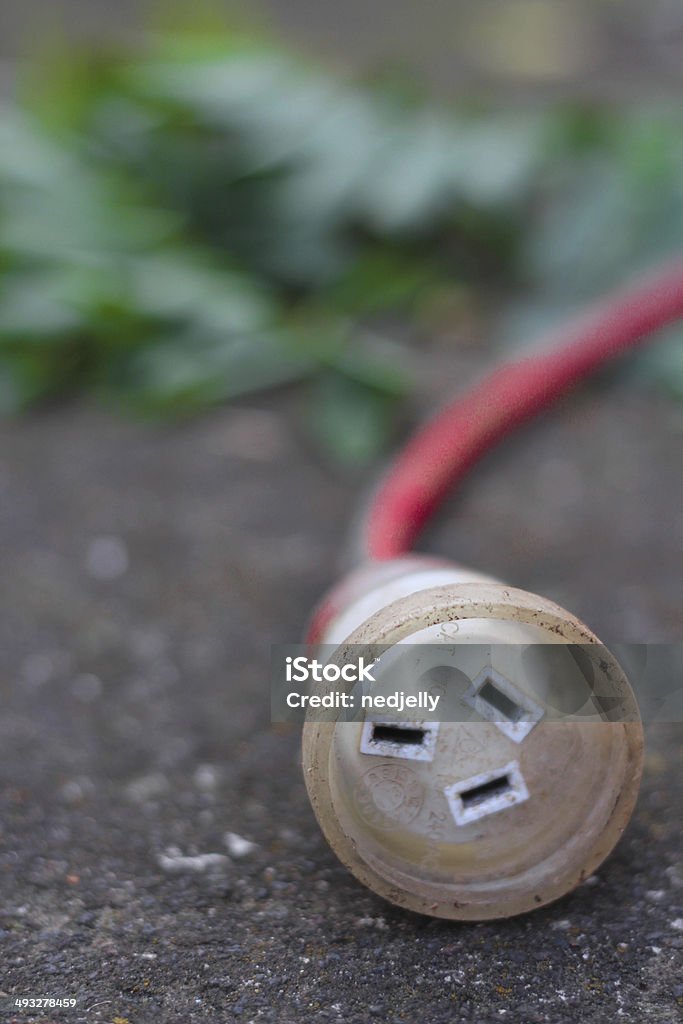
0, 359, 682, 1023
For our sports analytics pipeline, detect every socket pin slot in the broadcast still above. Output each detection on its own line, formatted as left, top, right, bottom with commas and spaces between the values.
466, 667, 544, 743
445, 761, 529, 825
372, 724, 425, 746
360, 720, 440, 762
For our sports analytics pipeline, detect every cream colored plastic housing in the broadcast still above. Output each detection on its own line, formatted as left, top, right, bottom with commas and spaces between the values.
302, 561, 644, 921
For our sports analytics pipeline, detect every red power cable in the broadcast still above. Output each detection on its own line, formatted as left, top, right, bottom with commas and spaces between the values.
363, 257, 683, 561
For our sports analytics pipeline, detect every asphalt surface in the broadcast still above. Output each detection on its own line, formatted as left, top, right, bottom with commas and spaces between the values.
0, 360, 682, 1023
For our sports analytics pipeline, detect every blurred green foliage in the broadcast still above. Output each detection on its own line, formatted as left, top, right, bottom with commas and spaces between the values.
0, 25, 682, 462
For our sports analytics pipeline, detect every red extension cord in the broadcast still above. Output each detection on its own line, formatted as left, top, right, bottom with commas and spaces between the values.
362, 257, 683, 561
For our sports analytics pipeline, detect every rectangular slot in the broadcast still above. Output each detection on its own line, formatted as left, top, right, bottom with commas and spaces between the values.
444, 760, 529, 825
371, 724, 425, 746
360, 720, 440, 762
465, 667, 544, 743
460, 773, 512, 807
477, 679, 525, 722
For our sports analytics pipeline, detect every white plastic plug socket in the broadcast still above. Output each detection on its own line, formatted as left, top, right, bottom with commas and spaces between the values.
302, 556, 643, 920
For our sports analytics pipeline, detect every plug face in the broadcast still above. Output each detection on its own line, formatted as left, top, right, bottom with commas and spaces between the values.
302, 560, 644, 921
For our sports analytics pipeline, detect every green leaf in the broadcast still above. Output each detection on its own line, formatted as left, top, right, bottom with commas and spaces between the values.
449, 114, 546, 207
0, 108, 71, 187
306, 373, 401, 466
116, 327, 313, 415
129, 252, 276, 330
357, 110, 457, 234
327, 248, 437, 316
0, 271, 85, 338
0, 345, 84, 412
326, 335, 410, 398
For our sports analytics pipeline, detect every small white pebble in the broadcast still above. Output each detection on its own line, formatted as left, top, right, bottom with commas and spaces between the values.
131, 627, 167, 661
551, 919, 572, 931
665, 863, 683, 888
646, 889, 666, 902
22, 653, 54, 688
650, 946, 662, 954
157, 848, 229, 873
125, 772, 169, 803
86, 535, 129, 580
60, 777, 94, 804
671, 918, 683, 931
194, 765, 220, 791
224, 832, 258, 858
354, 916, 388, 930
70, 673, 103, 703
60, 781, 83, 804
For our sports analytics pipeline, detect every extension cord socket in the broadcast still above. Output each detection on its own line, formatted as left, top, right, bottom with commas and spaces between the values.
302, 556, 643, 920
